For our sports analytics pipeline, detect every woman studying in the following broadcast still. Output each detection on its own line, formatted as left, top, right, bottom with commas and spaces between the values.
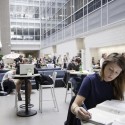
66, 53, 125, 125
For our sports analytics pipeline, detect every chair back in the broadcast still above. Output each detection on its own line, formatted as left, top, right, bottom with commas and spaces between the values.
52, 71, 57, 86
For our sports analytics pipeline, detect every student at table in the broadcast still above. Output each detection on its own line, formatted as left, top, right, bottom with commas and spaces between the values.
65, 53, 125, 125
15, 58, 38, 103
66, 57, 83, 94
67, 57, 81, 71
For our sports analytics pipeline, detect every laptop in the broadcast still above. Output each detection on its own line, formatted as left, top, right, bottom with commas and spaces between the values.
20, 64, 34, 75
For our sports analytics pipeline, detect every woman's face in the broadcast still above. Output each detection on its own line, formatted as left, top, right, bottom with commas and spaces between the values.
103, 62, 122, 82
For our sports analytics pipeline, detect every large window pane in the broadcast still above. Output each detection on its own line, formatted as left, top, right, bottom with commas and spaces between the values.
11, 28, 16, 35
74, 8, 83, 21
74, 0, 83, 12
58, 23, 62, 31
95, 0, 101, 9
57, 9, 63, 22
102, 0, 107, 5
88, 1, 94, 13
16, 5, 22, 12
65, 17, 71, 26
29, 6, 34, 18
84, 0, 87, 5
35, 28, 40, 35
23, 6, 28, 18
23, 28, 28, 35
29, 28, 34, 35
84, 6, 87, 16
17, 28, 23, 35
35, 36, 40, 40
65, 1, 71, 19
35, 7, 39, 13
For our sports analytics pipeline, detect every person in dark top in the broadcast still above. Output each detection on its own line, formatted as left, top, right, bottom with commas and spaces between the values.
66, 57, 82, 94
14, 55, 23, 68
67, 57, 81, 71
68, 53, 125, 125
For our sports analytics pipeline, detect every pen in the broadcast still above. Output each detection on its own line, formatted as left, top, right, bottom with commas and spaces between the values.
82, 103, 91, 118
82, 103, 88, 111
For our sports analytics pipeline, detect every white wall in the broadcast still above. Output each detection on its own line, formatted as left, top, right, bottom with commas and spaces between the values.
84, 22, 125, 70
56, 39, 78, 60
41, 47, 53, 56
41, 39, 80, 60
98, 45, 125, 58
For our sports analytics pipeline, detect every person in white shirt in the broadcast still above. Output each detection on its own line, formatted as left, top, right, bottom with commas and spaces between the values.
1, 70, 16, 91
57, 55, 63, 68
100, 53, 107, 68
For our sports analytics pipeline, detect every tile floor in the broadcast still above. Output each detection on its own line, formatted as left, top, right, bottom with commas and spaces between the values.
0, 88, 72, 125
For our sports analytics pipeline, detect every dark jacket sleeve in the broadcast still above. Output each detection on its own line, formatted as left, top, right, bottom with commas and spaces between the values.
16, 66, 20, 74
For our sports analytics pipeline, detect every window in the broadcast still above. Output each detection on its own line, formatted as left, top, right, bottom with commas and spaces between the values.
74, 0, 83, 12
95, 0, 101, 9
17, 28, 22, 35
35, 36, 40, 40
23, 28, 28, 35
35, 29, 40, 35
84, 0, 87, 5
84, 6, 87, 16
88, 1, 94, 13
74, 8, 83, 21
65, 17, 71, 26
29, 28, 34, 35
102, 0, 107, 5
108, 0, 112, 2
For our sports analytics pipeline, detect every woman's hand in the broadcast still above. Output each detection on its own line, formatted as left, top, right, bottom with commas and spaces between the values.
74, 107, 91, 121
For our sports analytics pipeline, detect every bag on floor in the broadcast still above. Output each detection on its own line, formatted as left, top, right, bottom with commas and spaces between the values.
0, 91, 8, 96
3, 79, 15, 94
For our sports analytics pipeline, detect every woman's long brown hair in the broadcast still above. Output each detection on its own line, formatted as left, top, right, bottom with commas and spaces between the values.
100, 53, 125, 100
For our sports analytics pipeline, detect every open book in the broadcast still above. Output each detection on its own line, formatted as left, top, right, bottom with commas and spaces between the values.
112, 116, 125, 125
87, 100, 125, 125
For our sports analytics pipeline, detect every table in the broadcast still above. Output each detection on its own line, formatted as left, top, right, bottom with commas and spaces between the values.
13, 74, 40, 117
67, 70, 91, 75
81, 121, 95, 125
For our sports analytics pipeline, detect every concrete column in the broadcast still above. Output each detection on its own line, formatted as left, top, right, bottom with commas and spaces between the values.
0, 0, 11, 55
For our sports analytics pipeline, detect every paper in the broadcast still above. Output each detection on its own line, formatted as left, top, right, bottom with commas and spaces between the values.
112, 116, 125, 125
96, 100, 125, 115
88, 100, 125, 125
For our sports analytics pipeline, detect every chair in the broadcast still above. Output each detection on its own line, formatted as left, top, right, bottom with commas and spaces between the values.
15, 88, 25, 112
64, 72, 74, 102
65, 80, 74, 102
39, 71, 59, 113
15, 90, 18, 112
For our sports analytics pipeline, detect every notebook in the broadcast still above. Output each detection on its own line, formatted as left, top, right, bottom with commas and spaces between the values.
20, 64, 34, 75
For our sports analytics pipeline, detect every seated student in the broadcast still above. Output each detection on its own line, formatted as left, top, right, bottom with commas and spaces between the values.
67, 57, 81, 71
1, 70, 16, 94
15, 58, 38, 102
65, 53, 125, 125
66, 57, 82, 94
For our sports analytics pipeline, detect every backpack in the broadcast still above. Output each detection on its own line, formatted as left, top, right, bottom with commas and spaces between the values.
3, 79, 15, 94
35, 74, 53, 90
